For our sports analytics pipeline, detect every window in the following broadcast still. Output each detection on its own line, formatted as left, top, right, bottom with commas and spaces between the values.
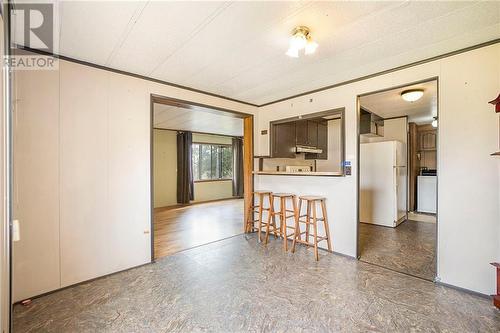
192, 143, 233, 181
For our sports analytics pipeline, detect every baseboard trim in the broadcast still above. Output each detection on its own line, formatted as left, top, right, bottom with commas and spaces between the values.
435, 281, 490, 299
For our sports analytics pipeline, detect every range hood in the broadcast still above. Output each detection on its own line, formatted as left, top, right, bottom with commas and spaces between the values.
296, 145, 323, 154
360, 109, 383, 137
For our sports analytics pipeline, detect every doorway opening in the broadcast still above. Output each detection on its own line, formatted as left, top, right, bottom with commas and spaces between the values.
357, 78, 438, 281
150, 95, 253, 260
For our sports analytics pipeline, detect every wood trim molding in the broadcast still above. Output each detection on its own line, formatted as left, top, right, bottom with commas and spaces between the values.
243, 117, 254, 231
153, 128, 242, 138
151, 93, 254, 251
259, 38, 500, 106
15, 45, 259, 108
151, 94, 252, 118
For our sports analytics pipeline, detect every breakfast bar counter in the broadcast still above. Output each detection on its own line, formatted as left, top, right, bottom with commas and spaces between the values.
253, 171, 343, 176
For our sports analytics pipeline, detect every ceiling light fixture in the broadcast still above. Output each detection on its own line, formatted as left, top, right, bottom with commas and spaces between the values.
401, 89, 424, 102
286, 26, 318, 58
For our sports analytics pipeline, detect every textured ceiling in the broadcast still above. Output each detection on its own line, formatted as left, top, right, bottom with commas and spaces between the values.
360, 80, 437, 125
154, 103, 243, 137
14, 1, 500, 105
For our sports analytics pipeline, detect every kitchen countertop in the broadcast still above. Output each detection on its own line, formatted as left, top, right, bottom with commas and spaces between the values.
253, 171, 344, 176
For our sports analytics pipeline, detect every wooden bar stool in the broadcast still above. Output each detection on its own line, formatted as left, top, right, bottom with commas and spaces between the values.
292, 196, 332, 261
245, 190, 276, 242
265, 193, 298, 251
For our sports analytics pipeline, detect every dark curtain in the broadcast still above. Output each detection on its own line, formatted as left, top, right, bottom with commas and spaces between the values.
176, 131, 194, 204
232, 137, 244, 197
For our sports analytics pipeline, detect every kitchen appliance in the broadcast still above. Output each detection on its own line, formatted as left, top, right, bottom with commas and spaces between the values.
420, 168, 436, 176
417, 175, 437, 213
360, 140, 407, 227
285, 165, 312, 173
295, 145, 323, 154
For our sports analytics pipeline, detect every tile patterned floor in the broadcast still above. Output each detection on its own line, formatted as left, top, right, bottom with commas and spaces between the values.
359, 219, 436, 280
13, 234, 498, 332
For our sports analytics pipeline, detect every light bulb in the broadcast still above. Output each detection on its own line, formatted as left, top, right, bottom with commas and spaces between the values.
289, 34, 307, 50
305, 40, 318, 55
286, 26, 318, 58
432, 119, 438, 128
286, 47, 299, 58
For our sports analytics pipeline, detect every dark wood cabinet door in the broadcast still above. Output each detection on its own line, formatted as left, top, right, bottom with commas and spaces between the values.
272, 122, 296, 158
305, 120, 328, 160
295, 120, 308, 146
307, 120, 318, 147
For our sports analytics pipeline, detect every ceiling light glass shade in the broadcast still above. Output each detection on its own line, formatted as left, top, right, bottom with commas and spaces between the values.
304, 40, 318, 55
286, 26, 318, 58
289, 34, 307, 50
432, 118, 438, 128
286, 47, 299, 58
401, 89, 424, 102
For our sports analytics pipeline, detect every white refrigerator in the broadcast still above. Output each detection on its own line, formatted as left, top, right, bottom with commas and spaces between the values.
360, 140, 407, 227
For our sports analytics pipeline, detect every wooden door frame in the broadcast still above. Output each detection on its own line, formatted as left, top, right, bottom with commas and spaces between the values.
149, 94, 254, 262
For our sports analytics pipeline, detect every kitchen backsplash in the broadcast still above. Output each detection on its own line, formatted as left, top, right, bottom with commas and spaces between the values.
262, 153, 315, 172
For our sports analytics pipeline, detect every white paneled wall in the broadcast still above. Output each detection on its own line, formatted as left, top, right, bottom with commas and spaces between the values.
106, 73, 151, 279
13, 57, 256, 301
60, 63, 138, 286
256, 44, 500, 295
12, 44, 499, 299
0, 16, 9, 332
13, 69, 61, 301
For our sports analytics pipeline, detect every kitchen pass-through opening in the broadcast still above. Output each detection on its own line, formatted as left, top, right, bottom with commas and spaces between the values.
357, 78, 438, 281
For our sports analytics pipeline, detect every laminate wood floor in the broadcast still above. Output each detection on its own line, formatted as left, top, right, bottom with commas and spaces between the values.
359, 219, 436, 280
153, 199, 244, 259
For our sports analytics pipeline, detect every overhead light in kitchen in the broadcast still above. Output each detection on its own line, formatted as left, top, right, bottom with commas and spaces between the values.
286, 26, 318, 58
401, 89, 424, 102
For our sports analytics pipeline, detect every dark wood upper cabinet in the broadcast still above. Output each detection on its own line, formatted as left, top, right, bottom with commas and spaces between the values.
295, 120, 308, 146
296, 120, 318, 146
307, 120, 318, 147
272, 122, 296, 158
271, 118, 328, 160
305, 120, 328, 160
